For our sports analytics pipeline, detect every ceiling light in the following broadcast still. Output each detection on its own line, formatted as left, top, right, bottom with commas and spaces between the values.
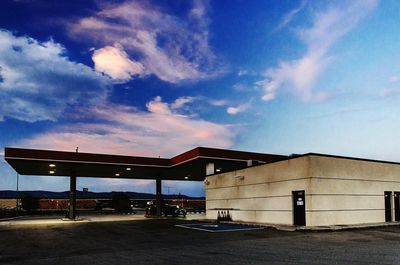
49, 170, 55, 174
115, 173, 120, 177
126, 167, 131, 171
184, 176, 189, 180
49, 164, 56, 167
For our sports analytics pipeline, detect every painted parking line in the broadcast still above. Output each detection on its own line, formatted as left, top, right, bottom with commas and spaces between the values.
176, 223, 264, 232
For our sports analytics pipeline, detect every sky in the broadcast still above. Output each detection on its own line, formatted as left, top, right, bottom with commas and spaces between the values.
1, 0, 400, 196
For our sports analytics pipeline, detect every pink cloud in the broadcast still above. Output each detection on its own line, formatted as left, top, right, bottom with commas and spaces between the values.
146, 96, 171, 115
17, 97, 234, 157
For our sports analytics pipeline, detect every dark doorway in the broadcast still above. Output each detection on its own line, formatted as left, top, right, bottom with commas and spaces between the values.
292, 190, 306, 226
394, 192, 400, 221
385, 191, 392, 222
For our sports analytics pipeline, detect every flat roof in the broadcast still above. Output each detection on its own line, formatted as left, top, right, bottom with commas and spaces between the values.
4, 147, 287, 181
303, 152, 400, 166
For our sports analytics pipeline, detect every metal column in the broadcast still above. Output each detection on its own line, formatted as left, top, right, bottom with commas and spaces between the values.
68, 175, 77, 219
156, 178, 162, 216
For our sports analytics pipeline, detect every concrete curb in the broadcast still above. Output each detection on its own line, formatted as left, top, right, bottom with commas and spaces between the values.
0, 216, 23, 222
201, 219, 400, 232
295, 222, 400, 232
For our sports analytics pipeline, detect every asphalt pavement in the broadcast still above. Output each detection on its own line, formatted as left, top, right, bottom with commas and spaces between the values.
0, 217, 400, 264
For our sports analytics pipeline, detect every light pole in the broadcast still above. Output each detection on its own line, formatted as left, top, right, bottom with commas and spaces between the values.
16, 172, 19, 215
165, 186, 174, 195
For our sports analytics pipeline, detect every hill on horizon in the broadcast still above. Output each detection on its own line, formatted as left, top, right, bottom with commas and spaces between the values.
0, 190, 205, 200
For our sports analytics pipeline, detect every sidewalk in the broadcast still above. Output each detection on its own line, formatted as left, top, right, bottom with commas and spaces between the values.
0, 214, 147, 226
0, 212, 207, 227
294, 222, 400, 231
214, 220, 400, 232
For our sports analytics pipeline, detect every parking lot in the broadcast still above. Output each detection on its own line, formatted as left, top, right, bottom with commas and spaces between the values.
0, 216, 400, 264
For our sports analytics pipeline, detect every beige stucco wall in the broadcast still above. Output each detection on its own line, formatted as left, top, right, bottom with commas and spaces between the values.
205, 156, 311, 225
308, 155, 400, 226
206, 154, 400, 227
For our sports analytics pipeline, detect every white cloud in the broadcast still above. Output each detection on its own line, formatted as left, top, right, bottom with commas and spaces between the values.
226, 101, 252, 115
258, 0, 378, 102
17, 97, 234, 157
237, 70, 248, 76
313, 91, 331, 103
146, 95, 230, 113
171, 96, 196, 110
258, 51, 331, 101
0, 30, 109, 122
389, 75, 400, 83
261, 92, 276, 102
70, 0, 223, 84
92, 44, 144, 82
226, 107, 241, 115
190, 0, 207, 19
209, 99, 229, 107
378, 74, 400, 97
145, 96, 197, 114
232, 83, 256, 92
276, 0, 307, 31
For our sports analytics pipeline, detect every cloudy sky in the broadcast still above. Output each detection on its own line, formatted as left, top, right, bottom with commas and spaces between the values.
1, 0, 399, 196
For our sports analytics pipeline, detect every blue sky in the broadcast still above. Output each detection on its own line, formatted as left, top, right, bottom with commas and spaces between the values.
1, 0, 399, 196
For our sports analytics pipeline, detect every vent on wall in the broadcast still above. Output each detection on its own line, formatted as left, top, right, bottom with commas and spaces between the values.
206, 162, 215, 175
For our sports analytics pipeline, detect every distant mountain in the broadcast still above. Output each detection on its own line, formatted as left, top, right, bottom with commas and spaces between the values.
0, 190, 204, 200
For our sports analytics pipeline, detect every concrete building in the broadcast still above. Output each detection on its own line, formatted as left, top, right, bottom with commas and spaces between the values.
205, 153, 400, 227
5, 147, 400, 227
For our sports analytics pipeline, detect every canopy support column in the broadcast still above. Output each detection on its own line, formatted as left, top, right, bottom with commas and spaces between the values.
156, 177, 162, 216
68, 175, 76, 220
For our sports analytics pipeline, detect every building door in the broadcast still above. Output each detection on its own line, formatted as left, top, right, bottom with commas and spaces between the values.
394, 192, 400, 221
292, 190, 306, 226
385, 191, 392, 222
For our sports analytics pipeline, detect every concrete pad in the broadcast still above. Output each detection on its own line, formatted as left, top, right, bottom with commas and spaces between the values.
0, 214, 148, 227
0, 213, 207, 227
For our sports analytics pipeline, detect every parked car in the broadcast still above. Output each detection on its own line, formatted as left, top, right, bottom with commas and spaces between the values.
163, 205, 186, 217
145, 202, 186, 217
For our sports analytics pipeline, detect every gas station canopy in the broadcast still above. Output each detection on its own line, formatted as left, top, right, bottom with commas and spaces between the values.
5, 147, 287, 181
